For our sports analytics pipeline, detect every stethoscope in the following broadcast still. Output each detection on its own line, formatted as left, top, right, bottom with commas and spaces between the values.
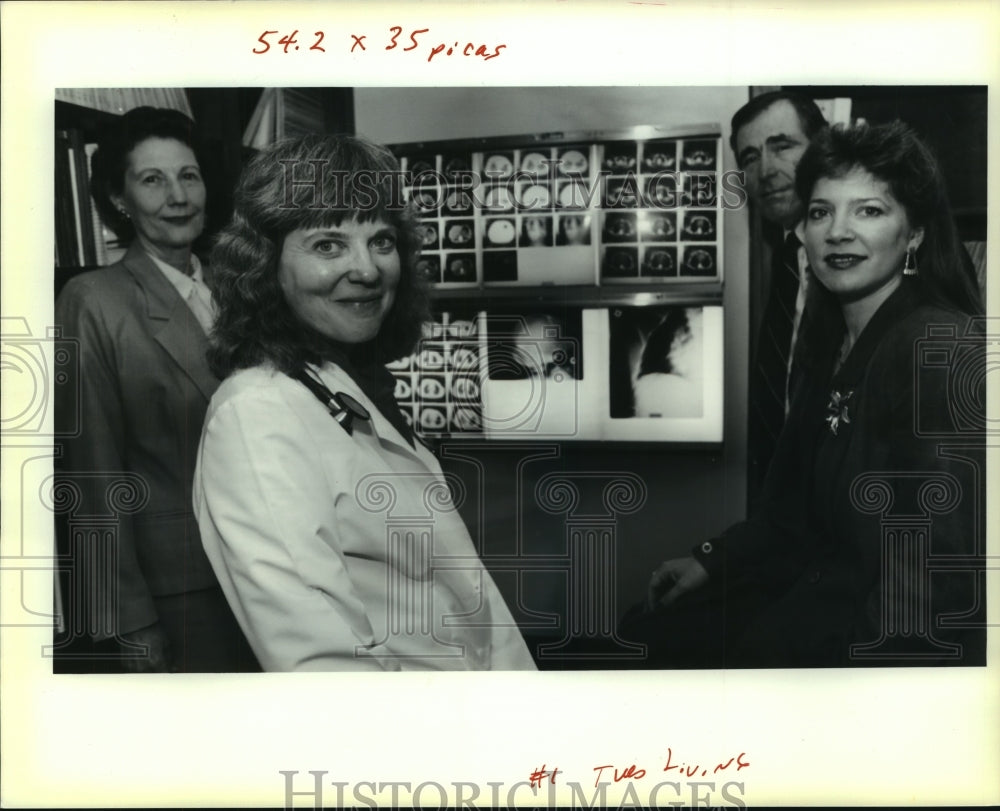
291, 368, 371, 435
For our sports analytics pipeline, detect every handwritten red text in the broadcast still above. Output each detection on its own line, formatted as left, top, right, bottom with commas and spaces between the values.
528, 765, 559, 789
252, 27, 506, 62
592, 763, 647, 788
662, 747, 751, 778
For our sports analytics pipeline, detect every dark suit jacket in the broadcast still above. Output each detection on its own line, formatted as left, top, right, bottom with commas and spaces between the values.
695, 282, 985, 666
55, 244, 220, 639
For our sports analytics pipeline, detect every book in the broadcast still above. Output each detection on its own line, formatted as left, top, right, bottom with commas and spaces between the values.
68, 130, 98, 265
66, 141, 86, 266
84, 143, 108, 266
54, 130, 79, 267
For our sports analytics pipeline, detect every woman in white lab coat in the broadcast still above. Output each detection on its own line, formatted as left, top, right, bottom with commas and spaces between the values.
194, 134, 536, 672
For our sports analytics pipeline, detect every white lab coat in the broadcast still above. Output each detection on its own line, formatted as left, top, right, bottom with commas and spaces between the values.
193, 362, 536, 672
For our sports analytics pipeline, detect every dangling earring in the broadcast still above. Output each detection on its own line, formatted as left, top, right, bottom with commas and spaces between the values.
903, 247, 918, 276
116, 204, 130, 219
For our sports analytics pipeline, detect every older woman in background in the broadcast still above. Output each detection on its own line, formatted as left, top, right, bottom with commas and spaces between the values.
629, 121, 985, 667
194, 134, 536, 671
55, 106, 257, 672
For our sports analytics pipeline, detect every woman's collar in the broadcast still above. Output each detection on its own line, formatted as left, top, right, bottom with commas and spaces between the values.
832, 281, 921, 386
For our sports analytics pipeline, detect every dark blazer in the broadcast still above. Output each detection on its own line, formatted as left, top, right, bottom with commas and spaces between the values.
695, 282, 985, 666
55, 244, 220, 639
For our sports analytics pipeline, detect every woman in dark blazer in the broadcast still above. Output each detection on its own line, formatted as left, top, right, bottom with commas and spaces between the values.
55, 107, 257, 672
628, 121, 985, 668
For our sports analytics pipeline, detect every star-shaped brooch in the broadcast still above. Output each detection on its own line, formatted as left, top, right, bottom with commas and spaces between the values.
825, 389, 855, 435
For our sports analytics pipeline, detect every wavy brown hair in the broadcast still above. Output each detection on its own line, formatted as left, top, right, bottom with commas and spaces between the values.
207, 134, 429, 378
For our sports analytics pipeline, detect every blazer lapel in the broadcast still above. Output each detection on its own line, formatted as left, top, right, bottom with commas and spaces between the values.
122, 245, 219, 401
832, 283, 920, 391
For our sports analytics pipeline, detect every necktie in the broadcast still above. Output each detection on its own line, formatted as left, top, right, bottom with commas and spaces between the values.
748, 231, 801, 494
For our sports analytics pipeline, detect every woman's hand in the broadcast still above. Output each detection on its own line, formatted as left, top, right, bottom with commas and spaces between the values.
118, 623, 176, 673
647, 556, 709, 610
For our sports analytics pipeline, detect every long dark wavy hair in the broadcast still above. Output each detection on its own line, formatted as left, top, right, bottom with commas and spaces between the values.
90, 106, 206, 243
208, 134, 429, 378
794, 121, 984, 365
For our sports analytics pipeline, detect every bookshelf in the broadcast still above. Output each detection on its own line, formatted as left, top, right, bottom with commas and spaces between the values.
55, 102, 123, 277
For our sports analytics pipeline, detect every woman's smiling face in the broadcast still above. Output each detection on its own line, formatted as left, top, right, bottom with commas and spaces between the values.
115, 137, 206, 260
802, 166, 923, 304
277, 217, 401, 345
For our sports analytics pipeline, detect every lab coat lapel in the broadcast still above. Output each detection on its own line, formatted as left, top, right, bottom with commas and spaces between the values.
122, 244, 218, 401
316, 363, 432, 466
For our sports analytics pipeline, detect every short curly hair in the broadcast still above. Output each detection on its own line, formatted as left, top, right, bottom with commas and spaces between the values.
207, 134, 429, 378
90, 106, 206, 243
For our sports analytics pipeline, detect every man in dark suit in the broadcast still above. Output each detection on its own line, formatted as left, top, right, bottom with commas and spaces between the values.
730, 91, 828, 505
